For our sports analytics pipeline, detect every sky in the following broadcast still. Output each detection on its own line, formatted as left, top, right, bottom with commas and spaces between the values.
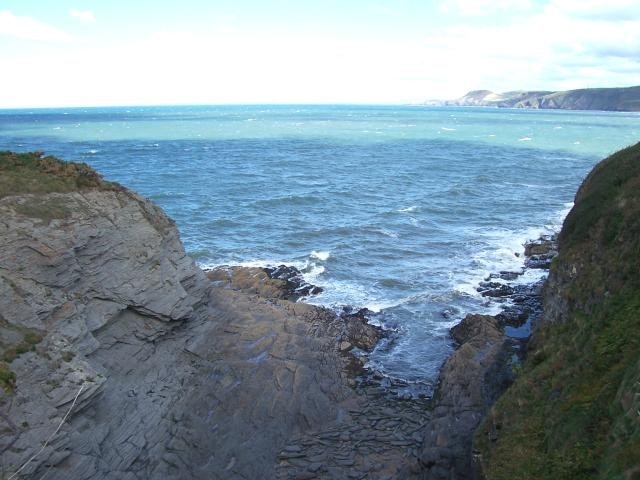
0, 0, 639, 107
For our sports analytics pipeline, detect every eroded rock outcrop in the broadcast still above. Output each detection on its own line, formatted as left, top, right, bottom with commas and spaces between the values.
415, 233, 555, 479
0, 185, 210, 478
207, 264, 322, 301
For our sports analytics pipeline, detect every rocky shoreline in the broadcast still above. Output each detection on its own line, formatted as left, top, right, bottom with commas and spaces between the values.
202, 234, 558, 480
0, 151, 563, 479
418, 235, 557, 479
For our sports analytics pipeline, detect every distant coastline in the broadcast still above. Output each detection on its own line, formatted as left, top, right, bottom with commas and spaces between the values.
425, 85, 640, 112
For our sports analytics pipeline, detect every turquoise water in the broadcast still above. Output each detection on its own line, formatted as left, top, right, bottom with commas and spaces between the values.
1, 105, 638, 393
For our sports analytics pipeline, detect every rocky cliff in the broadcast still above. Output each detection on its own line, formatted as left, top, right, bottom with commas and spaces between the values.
0, 151, 210, 478
474, 142, 640, 479
0, 152, 433, 479
442, 86, 640, 111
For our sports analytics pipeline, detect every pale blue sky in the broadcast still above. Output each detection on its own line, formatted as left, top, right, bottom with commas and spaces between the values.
1, 0, 639, 107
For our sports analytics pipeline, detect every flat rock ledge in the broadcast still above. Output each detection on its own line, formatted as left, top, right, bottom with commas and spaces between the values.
208, 266, 432, 479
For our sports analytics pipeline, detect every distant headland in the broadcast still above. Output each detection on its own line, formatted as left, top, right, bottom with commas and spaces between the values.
426, 85, 640, 112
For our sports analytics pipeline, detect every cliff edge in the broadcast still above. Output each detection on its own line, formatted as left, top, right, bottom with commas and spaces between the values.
474, 142, 640, 479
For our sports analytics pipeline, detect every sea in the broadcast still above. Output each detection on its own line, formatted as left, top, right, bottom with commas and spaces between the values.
1, 104, 638, 395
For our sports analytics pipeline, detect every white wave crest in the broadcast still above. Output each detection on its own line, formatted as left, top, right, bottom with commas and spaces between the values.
305, 278, 409, 313
378, 229, 399, 239
450, 206, 567, 306
310, 250, 330, 261
398, 205, 418, 213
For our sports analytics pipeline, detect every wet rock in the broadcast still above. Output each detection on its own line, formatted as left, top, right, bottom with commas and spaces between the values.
265, 265, 324, 299
207, 264, 322, 301
524, 234, 557, 257
340, 308, 381, 352
477, 282, 514, 298
418, 314, 507, 479
524, 235, 558, 269
498, 271, 521, 281
525, 254, 554, 269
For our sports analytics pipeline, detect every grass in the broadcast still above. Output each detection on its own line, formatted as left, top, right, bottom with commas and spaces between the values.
13, 197, 73, 222
0, 361, 16, 393
475, 142, 640, 479
1, 150, 176, 233
2, 329, 44, 363
0, 150, 120, 199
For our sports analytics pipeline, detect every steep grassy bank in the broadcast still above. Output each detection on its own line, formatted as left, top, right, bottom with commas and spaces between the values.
474, 142, 640, 479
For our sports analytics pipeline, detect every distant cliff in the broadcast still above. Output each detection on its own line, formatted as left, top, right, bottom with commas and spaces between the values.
438, 86, 640, 112
474, 142, 640, 479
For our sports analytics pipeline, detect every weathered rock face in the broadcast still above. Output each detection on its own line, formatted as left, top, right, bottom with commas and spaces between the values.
0, 186, 361, 479
0, 188, 209, 477
1, 189, 207, 326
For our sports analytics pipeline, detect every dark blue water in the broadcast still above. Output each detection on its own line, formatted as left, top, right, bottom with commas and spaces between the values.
1, 105, 638, 392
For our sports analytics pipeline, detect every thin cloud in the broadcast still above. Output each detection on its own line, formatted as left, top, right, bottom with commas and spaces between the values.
0, 10, 73, 42
70, 9, 96, 24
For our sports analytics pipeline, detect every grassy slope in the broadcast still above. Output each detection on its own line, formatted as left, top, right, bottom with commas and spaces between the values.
475, 142, 640, 479
0, 150, 117, 199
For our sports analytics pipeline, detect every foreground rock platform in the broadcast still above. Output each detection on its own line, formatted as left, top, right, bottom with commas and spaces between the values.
209, 267, 431, 480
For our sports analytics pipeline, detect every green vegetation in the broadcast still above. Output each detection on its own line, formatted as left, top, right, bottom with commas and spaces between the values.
2, 329, 44, 363
0, 150, 119, 199
13, 196, 73, 221
475, 142, 640, 479
61, 350, 75, 363
0, 361, 17, 392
